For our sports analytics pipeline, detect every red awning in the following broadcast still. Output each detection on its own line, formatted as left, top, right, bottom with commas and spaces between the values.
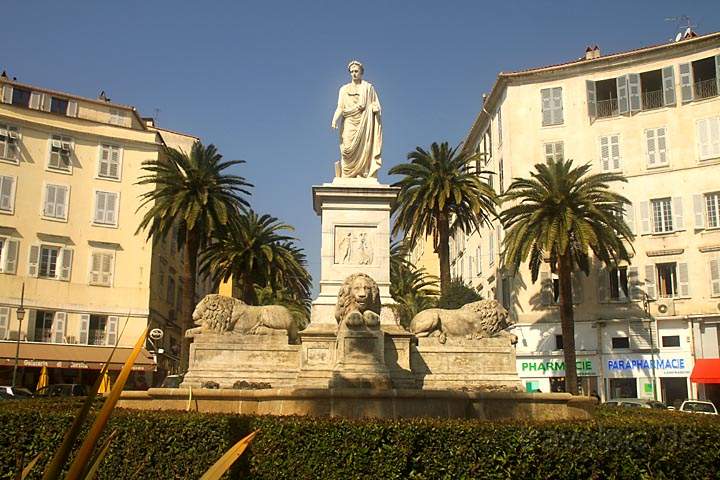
690, 359, 720, 384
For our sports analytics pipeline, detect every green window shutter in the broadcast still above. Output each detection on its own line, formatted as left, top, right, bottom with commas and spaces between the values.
541, 88, 552, 126
3, 238, 19, 274
672, 196, 683, 231
25, 310, 36, 343
28, 245, 40, 277
79, 314, 90, 345
677, 262, 689, 297
639, 201, 650, 234
29, 92, 41, 110
66, 100, 78, 117
715, 55, 720, 96
693, 194, 705, 229
52, 312, 67, 344
599, 136, 610, 171
617, 75, 629, 114
657, 128, 667, 165
59, 248, 73, 281
644, 264, 656, 300
628, 74, 641, 111
552, 87, 563, 124
646, 129, 656, 166
0, 307, 9, 340
89, 252, 101, 284
623, 202, 635, 234
101, 253, 114, 286
610, 135, 620, 170
540, 272, 553, 305
710, 258, 720, 297
586, 80, 597, 118
106, 316, 119, 346
679, 62, 693, 103
662, 66, 676, 106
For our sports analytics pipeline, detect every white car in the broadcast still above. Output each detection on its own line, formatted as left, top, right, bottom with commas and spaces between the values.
678, 400, 718, 415
0, 386, 34, 399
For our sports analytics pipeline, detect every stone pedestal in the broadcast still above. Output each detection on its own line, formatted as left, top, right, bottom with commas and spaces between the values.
182, 333, 300, 388
412, 336, 522, 390
330, 326, 391, 389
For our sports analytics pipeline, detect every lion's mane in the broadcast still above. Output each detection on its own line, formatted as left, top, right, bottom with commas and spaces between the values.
334, 273, 381, 324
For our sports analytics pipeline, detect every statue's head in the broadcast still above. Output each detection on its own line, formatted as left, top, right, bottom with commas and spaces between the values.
347, 60, 364, 80
335, 273, 381, 323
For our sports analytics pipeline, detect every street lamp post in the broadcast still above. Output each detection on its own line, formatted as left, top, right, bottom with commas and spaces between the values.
642, 292, 658, 401
11, 283, 26, 388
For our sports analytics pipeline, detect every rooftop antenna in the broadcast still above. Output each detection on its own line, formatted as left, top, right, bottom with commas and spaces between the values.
153, 108, 160, 126
665, 15, 698, 41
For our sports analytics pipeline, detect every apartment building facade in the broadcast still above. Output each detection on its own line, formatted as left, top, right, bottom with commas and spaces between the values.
0, 77, 199, 389
441, 32, 720, 405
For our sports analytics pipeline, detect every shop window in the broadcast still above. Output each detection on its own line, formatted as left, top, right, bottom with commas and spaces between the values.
609, 378, 637, 399
661, 335, 680, 347
611, 337, 630, 349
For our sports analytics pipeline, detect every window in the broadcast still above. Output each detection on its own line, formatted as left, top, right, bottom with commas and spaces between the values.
0, 175, 16, 213
0, 125, 19, 162
587, 68, 675, 120
661, 335, 680, 348
593, 78, 620, 118
552, 274, 560, 303
167, 276, 176, 304
34, 311, 55, 342
651, 198, 673, 233
681, 56, 719, 102
645, 128, 668, 167
697, 116, 720, 161
0, 236, 19, 274
476, 246, 482, 275
93, 191, 119, 226
488, 229, 495, 266
612, 337, 630, 349
656, 262, 678, 298
705, 192, 720, 228
541, 87, 563, 126
555, 334, 564, 350
109, 109, 126, 126
609, 267, 629, 300
29, 245, 72, 281
599, 135, 621, 171
639, 69, 664, 111
43, 184, 69, 220
50, 97, 69, 115
98, 144, 121, 179
88, 315, 108, 345
48, 135, 72, 171
11, 87, 31, 107
544, 142, 564, 162
710, 257, 720, 297
89, 251, 114, 286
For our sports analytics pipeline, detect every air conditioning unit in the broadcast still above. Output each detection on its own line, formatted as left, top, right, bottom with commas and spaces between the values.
653, 298, 675, 316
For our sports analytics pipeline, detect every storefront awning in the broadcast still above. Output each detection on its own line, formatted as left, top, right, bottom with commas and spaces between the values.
690, 359, 720, 384
0, 341, 156, 372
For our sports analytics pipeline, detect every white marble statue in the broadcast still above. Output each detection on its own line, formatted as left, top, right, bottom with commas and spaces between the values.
331, 60, 383, 178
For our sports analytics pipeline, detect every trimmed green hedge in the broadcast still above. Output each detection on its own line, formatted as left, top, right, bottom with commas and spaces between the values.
1, 400, 719, 479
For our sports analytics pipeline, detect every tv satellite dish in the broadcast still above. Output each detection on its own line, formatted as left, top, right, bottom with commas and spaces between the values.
675, 32, 682, 42
685, 27, 692, 37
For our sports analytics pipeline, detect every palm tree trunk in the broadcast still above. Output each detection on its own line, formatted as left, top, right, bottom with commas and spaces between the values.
558, 251, 579, 395
437, 211, 451, 294
179, 233, 199, 373
241, 277, 257, 306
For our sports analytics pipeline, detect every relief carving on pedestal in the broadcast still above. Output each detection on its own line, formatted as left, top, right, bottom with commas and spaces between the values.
334, 227, 375, 265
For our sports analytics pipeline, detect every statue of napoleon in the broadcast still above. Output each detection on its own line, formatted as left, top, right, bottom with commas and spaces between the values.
331, 60, 383, 178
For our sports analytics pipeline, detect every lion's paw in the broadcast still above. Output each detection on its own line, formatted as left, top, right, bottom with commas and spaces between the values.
363, 310, 380, 327
345, 311, 364, 327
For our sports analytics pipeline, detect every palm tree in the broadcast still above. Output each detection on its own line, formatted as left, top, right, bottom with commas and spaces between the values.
500, 158, 633, 394
389, 241, 438, 327
136, 142, 252, 371
200, 210, 312, 306
390, 142, 497, 294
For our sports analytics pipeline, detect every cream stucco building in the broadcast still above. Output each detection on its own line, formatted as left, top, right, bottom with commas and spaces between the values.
0, 76, 201, 388
419, 31, 720, 404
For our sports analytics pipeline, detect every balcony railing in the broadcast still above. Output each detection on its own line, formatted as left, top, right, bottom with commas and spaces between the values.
694, 78, 718, 100
596, 98, 619, 118
641, 90, 663, 111
34, 328, 52, 343
88, 331, 106, 346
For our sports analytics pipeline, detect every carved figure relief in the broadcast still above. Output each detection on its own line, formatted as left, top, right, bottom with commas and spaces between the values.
334, 227, 375, 265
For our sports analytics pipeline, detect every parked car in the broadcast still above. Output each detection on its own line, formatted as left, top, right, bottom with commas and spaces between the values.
677, 400, 718, 415
603, 398, 668, 409
160, 374, 184, 388
0, 386, 34, 399
35, 384, 88, 397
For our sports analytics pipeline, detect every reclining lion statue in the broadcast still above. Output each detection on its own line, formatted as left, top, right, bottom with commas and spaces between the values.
186, 294, 299, 344
335, 273, 381, 329
410, 299, 517, 345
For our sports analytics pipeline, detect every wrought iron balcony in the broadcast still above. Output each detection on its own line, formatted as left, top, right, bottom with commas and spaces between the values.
596, 98, 619, 118
694, 78, 718, 100
641, 90, 663, 111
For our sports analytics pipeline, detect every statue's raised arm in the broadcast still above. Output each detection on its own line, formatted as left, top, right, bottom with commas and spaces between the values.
331, 60, 383, 178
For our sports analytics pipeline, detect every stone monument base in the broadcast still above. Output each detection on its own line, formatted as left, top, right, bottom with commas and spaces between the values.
412, 336, 522, 390
181, 333, 300, 389
330, 327, 391, 389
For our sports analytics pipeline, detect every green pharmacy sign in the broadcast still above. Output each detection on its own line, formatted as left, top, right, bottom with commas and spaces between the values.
520, 359, 596, 376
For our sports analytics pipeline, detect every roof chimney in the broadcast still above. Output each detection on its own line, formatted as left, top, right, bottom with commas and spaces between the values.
584, 45, 601, 60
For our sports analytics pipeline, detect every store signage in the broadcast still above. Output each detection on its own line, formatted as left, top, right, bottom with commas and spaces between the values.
607, 358, 687, 372
519, 359, 597, 376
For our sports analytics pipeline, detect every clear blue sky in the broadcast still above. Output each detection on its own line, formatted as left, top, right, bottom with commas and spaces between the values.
4, 1, 719, 291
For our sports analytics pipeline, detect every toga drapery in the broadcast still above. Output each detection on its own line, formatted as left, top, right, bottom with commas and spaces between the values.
335, 80, 382, 178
